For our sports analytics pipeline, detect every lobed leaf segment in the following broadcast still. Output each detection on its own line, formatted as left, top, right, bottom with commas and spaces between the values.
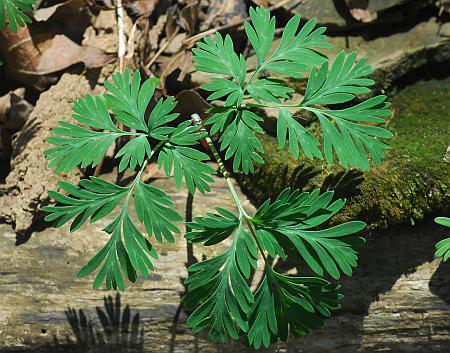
434, 217, 450, 262
45, 5, 393, 349
0, 0, 36, 32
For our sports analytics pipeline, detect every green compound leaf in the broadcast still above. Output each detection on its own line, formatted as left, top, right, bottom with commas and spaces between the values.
244, 5, 275, 66
208, 109, 265, 174
184, 223, 258, 343
435, 217, 450, 262
247, 79, 294, 104
116, 135, 152, 172
302, 51, 375, 106
45, 121, 122, 174
104, 68, 159, 131
45, 175, 182, 290
77, 212, 158, 291
248, 272, 342, 349
45, 70, 161, 174
202, 78, 243, 107
44, 96, 123, 173
252, 188, 366, 279
313, 98, 392, 170
193, 32, 247, 85
156, 120, 215, 194
44, 177, 130, 232
277, 108, 322, 160
279, 221, 366, 280
0, 0, 35, 33
194, 32, 246, 106
158, 142, 215, 194
255, 7, 332, 78
133, 180, 183, 243
147, 96, 180, 137
299, 52, 392, 170
185, 208, 240, 245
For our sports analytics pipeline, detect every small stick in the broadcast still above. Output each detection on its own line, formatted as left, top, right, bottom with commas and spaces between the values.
94, 0, 126, 177
116, 0, 126, 74
145, 27, 180, 70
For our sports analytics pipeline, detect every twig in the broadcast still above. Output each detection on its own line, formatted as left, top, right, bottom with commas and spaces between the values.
116, 0, 126, 74
94, 0, 126, 177
145, 27, 180, 70
184, 0, 299, 46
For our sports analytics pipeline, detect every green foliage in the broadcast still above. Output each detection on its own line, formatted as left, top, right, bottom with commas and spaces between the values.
45, 4, 393, 350
183, 188, 362, 346
194, 5, 392, 173
0, 0, 35, 33
248, 273, 342, 348
434, 217, 450, 262
184, 221, 258, 342
252, 188, 366, 279
45, 69, 214, 290
44, 175, 182, 290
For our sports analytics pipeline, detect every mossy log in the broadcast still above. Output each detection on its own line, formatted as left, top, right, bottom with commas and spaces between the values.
238, 78, 450, 231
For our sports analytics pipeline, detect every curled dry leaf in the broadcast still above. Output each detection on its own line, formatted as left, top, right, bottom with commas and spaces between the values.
34, 0, 93, 41
174, 89, 211, 119
200, 0, 247, 31
0, 24, 114, 90
123, 0, 160, 17
180, 0, 199, 35
159, 51, 193, 91
0, 88, 33, 130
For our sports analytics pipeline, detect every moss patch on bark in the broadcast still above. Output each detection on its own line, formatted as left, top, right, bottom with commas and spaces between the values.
238, 77, 450, 230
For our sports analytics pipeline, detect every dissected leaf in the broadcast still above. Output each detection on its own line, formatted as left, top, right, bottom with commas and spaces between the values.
184, 223, 258, 343
302, 51, 375, 106
252, 188, 366, 279
214, 109, 265, 174
277, 108, 322, 160
186, 208, 240, 245
0, 0, 35, 33
251, 6, 332, 77
44, 177, 130, 232
156, 120, 215, 194
435, 217, 450, 262
46, 174, 182, 290
104, 69, 159, 132
249, 272, 342, 348
116, 135, 152, 172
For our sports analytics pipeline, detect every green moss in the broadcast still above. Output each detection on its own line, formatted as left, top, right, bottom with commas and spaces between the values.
238, 78, 450, 230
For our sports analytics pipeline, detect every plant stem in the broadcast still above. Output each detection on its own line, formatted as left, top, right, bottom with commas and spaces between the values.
240, 102, 303, 109
191, 113, 270, 267
191, 114, 248, 218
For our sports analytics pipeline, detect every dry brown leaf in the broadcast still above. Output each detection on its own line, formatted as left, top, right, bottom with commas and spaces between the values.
200, 0, 246, 31
149, 14, 167, 49
159, 50, 194, 91
180, 1, 199, 36
159, 32, 187, 54
0, 88, 33, 130
174, 89, 211, 119
123, 0, 160, 17
0, 25, 114, 90
34, 0, 92, 41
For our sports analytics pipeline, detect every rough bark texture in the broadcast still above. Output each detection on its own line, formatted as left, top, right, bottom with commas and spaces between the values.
0, 172, 448, 352
0, 74, 93, 233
